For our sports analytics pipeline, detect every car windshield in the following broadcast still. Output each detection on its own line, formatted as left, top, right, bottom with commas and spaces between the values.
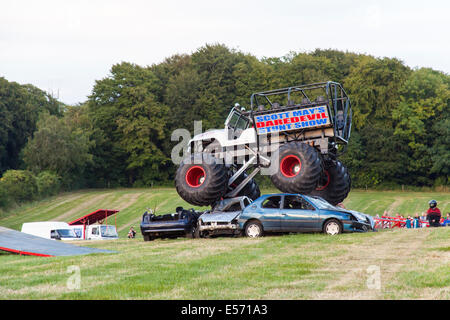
217, 200, 241, 212
101, 226, 118, 237
214, 197, 252, 212
304, 196, 338, 210
56, 229, 77, 238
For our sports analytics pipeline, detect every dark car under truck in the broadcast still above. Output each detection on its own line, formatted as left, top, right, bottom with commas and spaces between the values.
140, 207, 201, 241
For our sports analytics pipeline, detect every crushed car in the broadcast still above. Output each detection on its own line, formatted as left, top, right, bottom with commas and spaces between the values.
196, 196, 252, 238
238, 193, 375, 237
140, 207, 202, 241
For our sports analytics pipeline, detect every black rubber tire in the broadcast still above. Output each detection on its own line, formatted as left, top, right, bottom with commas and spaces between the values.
245, 220, 264, 238
270, 142, 322, 194
323, 219, 343, 235
345, 171, 352, 197
143, 234, 153, 241
186, 228, 194, 238
193, 224, 202, 238
238, 179, 261, 201
230, 171, 261, 201
175, 153, 228, 206
309, 160, 351, 205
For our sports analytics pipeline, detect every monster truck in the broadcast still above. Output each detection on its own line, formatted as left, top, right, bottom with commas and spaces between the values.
175, 81, 352, 206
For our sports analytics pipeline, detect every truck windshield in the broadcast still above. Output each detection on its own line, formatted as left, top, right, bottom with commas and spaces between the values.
101, 226, 118, 237
56, 229, 77, 238
225, 109, 249, 131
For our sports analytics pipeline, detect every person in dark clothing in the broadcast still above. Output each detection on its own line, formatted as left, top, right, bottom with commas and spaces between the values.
128, 226, 137, 238
426, 200, 441, 227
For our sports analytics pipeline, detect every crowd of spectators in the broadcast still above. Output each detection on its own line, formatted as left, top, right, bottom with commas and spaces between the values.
375, 200, 449, 228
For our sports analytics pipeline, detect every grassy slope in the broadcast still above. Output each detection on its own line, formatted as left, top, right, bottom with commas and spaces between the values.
0, 188, 449, 299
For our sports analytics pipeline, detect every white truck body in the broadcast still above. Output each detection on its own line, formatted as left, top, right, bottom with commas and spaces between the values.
190, 128, 256, 148
188, 105, 334, 159
68, 224, 119, 240
21, 222, 78, 241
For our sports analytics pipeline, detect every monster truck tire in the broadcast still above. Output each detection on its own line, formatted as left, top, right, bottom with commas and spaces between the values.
238, 179, 261, 201
230, 171, 261, 201
309, 160, 351, 205
175, 153, 228, 206
270, 142, 322, 194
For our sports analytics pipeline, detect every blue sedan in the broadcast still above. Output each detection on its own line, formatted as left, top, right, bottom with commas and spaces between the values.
238, 194, 375, 237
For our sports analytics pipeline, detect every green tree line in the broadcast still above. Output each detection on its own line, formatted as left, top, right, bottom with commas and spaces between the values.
0, 44, 449, 208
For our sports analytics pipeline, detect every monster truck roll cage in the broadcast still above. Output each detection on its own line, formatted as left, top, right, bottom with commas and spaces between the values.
223, 82, 352, 199
249, 81, 352, 145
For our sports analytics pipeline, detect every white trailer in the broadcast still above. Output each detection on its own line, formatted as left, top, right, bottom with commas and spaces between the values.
21, 222, 78, 241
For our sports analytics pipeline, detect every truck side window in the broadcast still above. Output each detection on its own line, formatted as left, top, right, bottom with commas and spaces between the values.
50, 230, 59, 239
92, 227, 98, 235
262, 196, 281, 209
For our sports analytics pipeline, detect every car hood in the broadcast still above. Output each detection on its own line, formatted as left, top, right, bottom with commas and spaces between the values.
337, 208, 375, 227
199, 211, 241, 223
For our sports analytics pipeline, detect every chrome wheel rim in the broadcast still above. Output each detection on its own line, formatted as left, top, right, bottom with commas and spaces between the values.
326, 222, 340, 235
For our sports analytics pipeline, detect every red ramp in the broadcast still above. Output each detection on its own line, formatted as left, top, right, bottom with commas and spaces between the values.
0, 226, 115, 257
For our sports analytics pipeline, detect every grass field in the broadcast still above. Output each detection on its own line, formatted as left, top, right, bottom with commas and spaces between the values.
0, 188, 449, 299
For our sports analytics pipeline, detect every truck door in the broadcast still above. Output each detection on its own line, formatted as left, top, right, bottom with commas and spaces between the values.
281, 195, 319, 231
89, 226, 100, 240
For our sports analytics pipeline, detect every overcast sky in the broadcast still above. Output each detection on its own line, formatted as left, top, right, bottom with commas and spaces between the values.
1, 0, 449, 104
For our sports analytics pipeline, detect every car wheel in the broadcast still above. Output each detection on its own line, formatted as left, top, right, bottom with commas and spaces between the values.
143, 234, 153, 241
323, 219, 342, 235
186, 230, 193, 238
245, 221, 263, 238
193, 225, 201, 238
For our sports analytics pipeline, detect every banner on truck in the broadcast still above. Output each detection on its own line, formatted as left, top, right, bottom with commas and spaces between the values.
255, 105, 331, 135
